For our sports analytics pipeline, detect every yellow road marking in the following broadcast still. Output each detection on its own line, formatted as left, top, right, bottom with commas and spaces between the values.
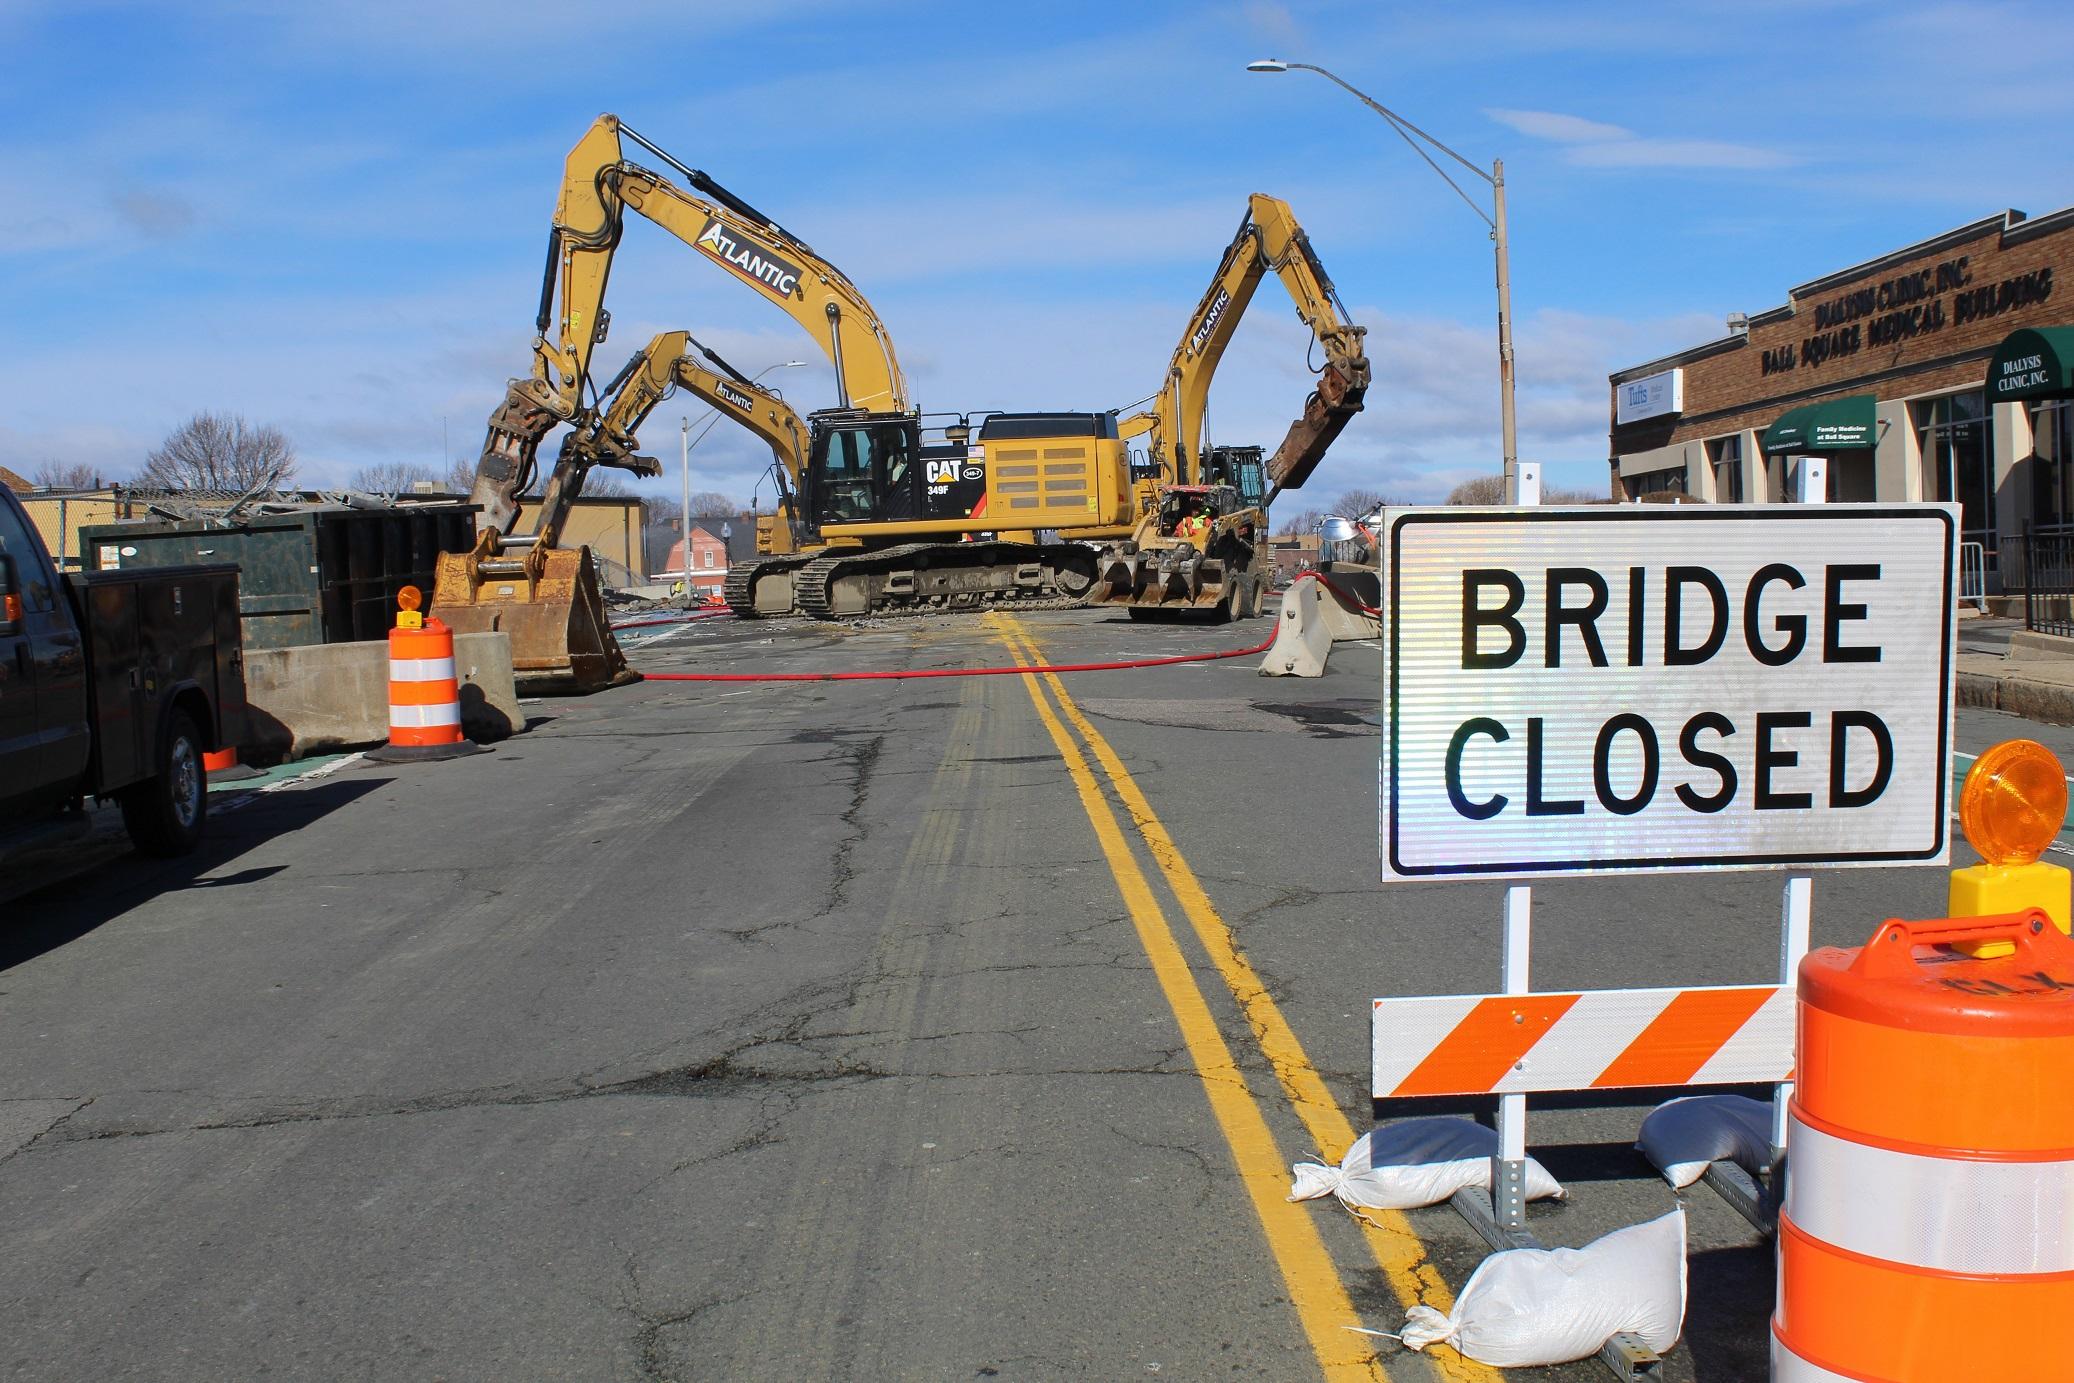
997, 616, 1499, 1383
995, 626, 1386, 1381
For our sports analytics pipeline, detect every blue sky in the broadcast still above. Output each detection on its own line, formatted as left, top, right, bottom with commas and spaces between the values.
4, 0, 2071, 508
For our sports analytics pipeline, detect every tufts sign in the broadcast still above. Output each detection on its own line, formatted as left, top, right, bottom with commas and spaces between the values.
1615, 368, 1683, 424
1380, 505, 1956, 879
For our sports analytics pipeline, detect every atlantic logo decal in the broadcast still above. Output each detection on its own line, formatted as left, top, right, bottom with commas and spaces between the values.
694, 218, 803, 298
718, 381, 755, 411
1189, 287, 1231, 355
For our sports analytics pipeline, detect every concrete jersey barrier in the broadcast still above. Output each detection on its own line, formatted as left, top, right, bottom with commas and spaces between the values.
242, 631, 521, 760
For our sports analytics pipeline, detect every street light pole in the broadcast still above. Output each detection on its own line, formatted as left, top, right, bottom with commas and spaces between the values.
674, 360, 806, 592
1249, 59, 1520, 501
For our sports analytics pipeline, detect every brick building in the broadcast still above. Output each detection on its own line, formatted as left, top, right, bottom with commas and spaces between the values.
659, 523, 732, 598
1609, 204, 2074, 587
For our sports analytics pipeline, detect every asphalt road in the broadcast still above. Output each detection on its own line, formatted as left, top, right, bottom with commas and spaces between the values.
1, 601, 2059, 1382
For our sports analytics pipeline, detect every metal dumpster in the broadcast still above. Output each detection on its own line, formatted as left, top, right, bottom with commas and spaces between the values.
80, 505, 478, 650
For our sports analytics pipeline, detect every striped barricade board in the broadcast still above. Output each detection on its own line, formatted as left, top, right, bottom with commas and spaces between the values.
1373, 983, 1794, 1098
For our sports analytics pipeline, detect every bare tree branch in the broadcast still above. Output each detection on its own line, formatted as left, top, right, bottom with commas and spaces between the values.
137, 413, 297, 492
350, 461, 439, 494
31, 461, 103, 491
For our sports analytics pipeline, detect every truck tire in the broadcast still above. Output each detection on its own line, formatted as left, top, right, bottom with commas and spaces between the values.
120, 709, 207, 857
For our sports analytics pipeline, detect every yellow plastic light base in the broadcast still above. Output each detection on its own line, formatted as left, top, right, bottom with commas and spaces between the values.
1947, 860, 2072, 956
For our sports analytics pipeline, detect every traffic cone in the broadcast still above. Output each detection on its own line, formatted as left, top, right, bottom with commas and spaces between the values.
366, 608, 483, 763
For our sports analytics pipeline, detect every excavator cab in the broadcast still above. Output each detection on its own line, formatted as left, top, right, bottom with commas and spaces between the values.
1203, 445, 1268, 512
802, 412, 924, 528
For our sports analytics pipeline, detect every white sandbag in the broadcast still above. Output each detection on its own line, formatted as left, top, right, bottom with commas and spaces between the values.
1636, 1094, 1773, 1189
1288, 1117, 1564, 1211
1401, 1208, 1688, 1367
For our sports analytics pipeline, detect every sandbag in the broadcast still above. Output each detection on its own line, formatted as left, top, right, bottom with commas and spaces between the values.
1636, 1094, 1772, 1189
1288, 1117, 1564, 1211
1401, 1208, 1688, 1367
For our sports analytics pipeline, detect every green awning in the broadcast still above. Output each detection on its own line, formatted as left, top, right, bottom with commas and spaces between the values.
1988, 326, 2074, 402
1762, 393, 1876, 455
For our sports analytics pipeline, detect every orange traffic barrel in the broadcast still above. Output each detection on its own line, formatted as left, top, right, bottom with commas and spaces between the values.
1772, 909, 2074, 1381
365, 617, 482, 763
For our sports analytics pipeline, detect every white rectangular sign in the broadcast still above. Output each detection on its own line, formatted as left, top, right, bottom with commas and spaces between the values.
1615, 368, 1684, 424
1381, 505, 1957, 879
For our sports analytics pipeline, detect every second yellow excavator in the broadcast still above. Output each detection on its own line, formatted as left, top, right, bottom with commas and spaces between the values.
1091, 194, 1371, 618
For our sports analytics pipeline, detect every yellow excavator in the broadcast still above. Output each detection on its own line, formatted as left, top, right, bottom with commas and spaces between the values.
435, 114, 1140, 654
1091, 193, 1370, 618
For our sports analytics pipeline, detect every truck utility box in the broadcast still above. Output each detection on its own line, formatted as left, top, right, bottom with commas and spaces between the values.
80, 505, 477, 650
66, 564, 246, 791
4, 476, 251, 860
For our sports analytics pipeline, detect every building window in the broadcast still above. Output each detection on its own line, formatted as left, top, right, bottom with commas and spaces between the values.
1708, 434, 1743, 503
1624, 466, 1686, 500
704, 549, 716, 568
1918, 390, 1993, 551
2033, 400, 2074, 530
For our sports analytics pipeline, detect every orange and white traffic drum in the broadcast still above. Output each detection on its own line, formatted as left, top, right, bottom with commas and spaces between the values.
1773, 909, 2074, 1382
367, 617, 481, 762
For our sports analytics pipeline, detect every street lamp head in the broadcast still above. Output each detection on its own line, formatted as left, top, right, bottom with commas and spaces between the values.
782, 360, 806, 368
1246, 58, 1288, 73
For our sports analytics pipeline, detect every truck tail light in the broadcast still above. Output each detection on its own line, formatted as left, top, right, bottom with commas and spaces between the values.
3, 594, 21, 623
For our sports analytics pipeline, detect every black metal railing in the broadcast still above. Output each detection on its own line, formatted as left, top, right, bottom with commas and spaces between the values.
2021, 522, 2074, 636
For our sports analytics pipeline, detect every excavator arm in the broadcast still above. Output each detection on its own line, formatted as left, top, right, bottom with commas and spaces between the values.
467, 114, 908, 556
1122, 193, 1369, 498
572, 328, 813, 548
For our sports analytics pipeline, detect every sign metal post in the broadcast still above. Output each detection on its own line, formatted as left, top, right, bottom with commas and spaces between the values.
1774, 454, 1826, 1155
1493, 461, 1540, 1232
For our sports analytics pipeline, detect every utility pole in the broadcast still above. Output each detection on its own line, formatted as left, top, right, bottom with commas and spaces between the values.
680, 416, 692, 597
1250, 59, 1520, 500
1493, 158, 1518, 502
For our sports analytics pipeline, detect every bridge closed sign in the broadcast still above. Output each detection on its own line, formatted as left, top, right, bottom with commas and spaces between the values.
1381, 505, 1957, 879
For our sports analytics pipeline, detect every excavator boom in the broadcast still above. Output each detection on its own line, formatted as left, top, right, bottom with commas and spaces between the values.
1094, 195, 1370, 620
1122, 193, 1369, 499
441, 115, 916, 685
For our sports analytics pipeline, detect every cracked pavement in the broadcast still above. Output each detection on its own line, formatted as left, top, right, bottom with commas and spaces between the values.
3, 605, 2045, 1381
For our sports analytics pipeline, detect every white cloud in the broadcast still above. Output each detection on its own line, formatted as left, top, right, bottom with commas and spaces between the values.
1487, 107, 1796, 172
1485, 108, 1633, 143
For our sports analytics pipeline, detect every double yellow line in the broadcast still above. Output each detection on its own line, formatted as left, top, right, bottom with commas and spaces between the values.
990, 616, 1496, 1383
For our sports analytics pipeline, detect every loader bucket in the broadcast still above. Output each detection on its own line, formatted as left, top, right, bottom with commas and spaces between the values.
1090, 552, 1146, 605
428, 546, 638, 694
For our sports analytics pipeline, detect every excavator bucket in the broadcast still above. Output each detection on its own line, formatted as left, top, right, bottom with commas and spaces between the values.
428, 546, 637, 693
1267, 357, 1369, 494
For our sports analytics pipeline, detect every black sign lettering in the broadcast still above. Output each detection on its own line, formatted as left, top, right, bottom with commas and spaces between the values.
1447, 718, 1508, 820
1462, 570, 1526, 670
1829, 710, 1893, 809
1754, 711, 1814, 810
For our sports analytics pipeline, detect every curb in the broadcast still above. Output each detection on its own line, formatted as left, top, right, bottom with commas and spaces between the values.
1958, 670, 2074, 727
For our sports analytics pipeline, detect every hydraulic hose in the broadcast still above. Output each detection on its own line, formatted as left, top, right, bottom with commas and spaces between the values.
1296, 568, 1382, 616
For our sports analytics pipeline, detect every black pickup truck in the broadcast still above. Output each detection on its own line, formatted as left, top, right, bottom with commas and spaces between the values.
1, 486, 246, 860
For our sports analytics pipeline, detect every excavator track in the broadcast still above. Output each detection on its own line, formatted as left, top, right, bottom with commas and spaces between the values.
794, 542, 1096, 621
722, 553, 820, 619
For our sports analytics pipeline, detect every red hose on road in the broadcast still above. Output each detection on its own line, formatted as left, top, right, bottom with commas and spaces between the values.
639, 624, 1279, 682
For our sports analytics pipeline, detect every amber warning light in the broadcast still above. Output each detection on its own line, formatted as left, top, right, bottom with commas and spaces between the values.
1959, 739, 2067, 866
1949, 738, 2072, 944
396, 584, 425, 630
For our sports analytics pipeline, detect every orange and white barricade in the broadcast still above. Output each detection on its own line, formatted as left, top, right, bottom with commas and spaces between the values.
367, 606, 481, 763
1373, 984, 1794, 1099
1773, 909, 2074, 1382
